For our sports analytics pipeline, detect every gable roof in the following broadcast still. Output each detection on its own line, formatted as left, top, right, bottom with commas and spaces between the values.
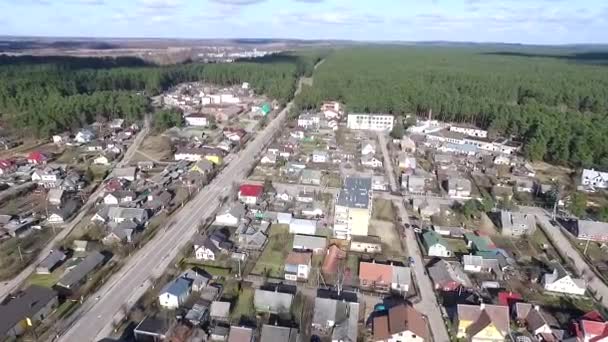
428, 260, 472, 288
261, 325, 297, 342
228, 326, 253, 342
58, 251, 105, 288
385, 304, 430, 339
0, 285, 57, 336
160, 277, 191, 297
254, 288, 294, 313
422, 230, 450, 249
322, 245, 346, 275
239, 184, 263, 197
457, 304, 510, 337
285, 251, 311, 266
359, 262, 410, 285
293, 234, 326, 250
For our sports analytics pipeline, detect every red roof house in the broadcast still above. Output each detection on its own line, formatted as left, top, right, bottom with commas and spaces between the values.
238, 184, 264, 205
322, 245, 346, 276
27, 151, 48, 165
572, 311, 608, 342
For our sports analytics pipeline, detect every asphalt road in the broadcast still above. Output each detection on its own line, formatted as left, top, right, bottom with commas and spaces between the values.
56, 82, 302, 342
0, 123, 149, 301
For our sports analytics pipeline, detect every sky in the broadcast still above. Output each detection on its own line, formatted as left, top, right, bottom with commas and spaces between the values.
0, 0, 607, 44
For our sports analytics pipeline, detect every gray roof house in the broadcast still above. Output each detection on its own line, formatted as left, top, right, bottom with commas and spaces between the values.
239, 230, 267, 251
254, 288, 294, 314
292, 234, 327, 254
36, 249, 66, 274
180, 267, 211, 292
107, 207, 149, 224
574, 220, 608, 242
210, 301, 231, 322
499, 210, 536, 237
261, 325, 298, 342
312, 291, 359, 342
0, 285, 58, 337
57, 251, 105, 290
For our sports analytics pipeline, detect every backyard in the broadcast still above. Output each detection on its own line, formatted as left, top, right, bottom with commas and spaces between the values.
251, 224, 293, 278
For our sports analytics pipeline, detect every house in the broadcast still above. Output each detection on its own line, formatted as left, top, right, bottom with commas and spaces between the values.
573, 312, 608, 342
361, 154, 383, 168
334, 177, 372, 239
397, 153, 417, 170
400, 136, 416, 153
312, 150, 329, 163
261, 324, 298, 342
180, 267, 211, 292
211, 324, 230, 341
447, 177, 472, 198
449, 125, 488, 138
428, 259, 472, 291
210, 301, 231, 323
296, 190, 315, 203
292, 234, 326, 254
572, 220, 608, 242
238, 184, 264, 205
238, 229, 268, 251
456, 303, 510, 342
372, 175, 389, 191
406, 175, 426, 194
284, 251, 312, 281
347, 113, 394, 131
103, 191, 135, 205
75, 129, 95, 143
581, 168, 608, 189
112, 167, 137, 182
463, 254, 499, 274
513, 176, 535, 193
109, 118, 125, 129
359, 261, 411, 294
185, 113, 209, 127
158, 277, 192, 309
514, 303, 562, 340
493, 155, 513, 166
93, 207, 148, 224
0, 159, 14, 175
0, 285, 58, 338
464, 232, 495, 252
185, 303, 210, 326
3, 217, 38, 238
361, 141, 376, 155
312, 290, 359, 342
422, 231, 453, 257
190, 159, 214, 175
93, 154, 111, 165
57, 251, 105, 290
322, 245, 346, 276
143, 190, 173, 213
215, 202, 246, 227
47, 188, 65, 205
174, 146, 207, 161
36, 249, 66, 274
543, 263, 586, 295
73, 240, 88, 253
432, 225, 466, 238
350, 235, 382, 254
260, 153, 277, 165
193, 230, 232, 261
298, 113, 320, 129
102, 221, 136, 244
47, 199, 79, 224
133, 316, 170, 342
228, 326, 254, 342
372, 303, 430, 342
27, 151, 48, 165
289, 219, 317, 235
301, 169, 322, 185
499, 210, 536, 237
254, 286, 294, 314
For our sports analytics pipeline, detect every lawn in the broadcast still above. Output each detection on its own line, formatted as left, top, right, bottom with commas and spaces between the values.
181, 258, 232, 277
372, 199, 395, 221
346, 254, 359, 277
230, 287, 255, 321
251, 224, 293, 278
28, 273, 59, 288
446, 238, 469, 254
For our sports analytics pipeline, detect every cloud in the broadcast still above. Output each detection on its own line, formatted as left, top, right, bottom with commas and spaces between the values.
138, 0, 180, 9
287, 10, 384, 26
208, 0, 266, 5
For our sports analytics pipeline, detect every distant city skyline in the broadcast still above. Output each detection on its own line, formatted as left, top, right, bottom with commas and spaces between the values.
0, 0, 606, 45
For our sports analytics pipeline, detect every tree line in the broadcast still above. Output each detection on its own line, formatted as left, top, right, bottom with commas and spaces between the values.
295, 47, 608, 168
0, 50, 326, 137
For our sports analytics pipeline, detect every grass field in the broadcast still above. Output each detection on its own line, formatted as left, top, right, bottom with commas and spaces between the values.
251, 224, 293, 278
372, 199, 395, 221
446, 238, 469, 254
28, 273, 59, 288
230, 287, 255, 321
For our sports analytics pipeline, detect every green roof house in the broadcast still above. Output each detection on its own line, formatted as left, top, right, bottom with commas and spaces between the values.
463, 233, 495, 252
422, 231, 453, 258
261, 103, 272, 116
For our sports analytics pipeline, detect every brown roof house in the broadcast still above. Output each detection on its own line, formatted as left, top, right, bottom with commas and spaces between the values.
456, 303, 510, 342
373, 303, 430, 341
359, 261, 411, 294
284, 251, 312, 281
322, 245, 346, 277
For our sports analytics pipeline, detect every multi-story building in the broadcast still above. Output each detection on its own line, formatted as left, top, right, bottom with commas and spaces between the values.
334, 177, 372, 239
347, 114, 394, 131
449, 125, 488, 138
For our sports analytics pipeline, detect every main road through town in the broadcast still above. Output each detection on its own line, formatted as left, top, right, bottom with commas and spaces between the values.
56, 79, 306, 342
0, 117, 149, 302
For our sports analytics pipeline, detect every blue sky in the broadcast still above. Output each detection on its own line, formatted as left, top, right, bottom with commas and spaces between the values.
0, 0, 606, 44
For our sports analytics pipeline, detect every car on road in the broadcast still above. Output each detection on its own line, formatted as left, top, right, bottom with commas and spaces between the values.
408, 257, 415, 266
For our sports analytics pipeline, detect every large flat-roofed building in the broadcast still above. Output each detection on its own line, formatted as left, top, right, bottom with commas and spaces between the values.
347, 114, 394, 131
334, 177, 372, 239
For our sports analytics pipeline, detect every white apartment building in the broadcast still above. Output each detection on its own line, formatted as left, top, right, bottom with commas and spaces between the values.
334, 177, 373, 239
347, 114, 394, 131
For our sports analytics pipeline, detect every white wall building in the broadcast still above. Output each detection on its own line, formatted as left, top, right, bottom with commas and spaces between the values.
184, 114, 209, 127
581, 169, 608, 189
449, 125, 488, 138
347, 114, 394, 131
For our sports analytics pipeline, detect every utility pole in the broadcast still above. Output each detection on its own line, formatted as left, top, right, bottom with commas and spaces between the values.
17, 244, 24, 262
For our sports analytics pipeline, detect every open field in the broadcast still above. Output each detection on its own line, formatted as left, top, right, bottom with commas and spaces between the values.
531, 161, 574, 188
369, 219, 404, 258
372, 199, 395, 221
251, 224, 292, 278
0, 229, 54, 280
135, 135, 173, 162
27, 273, 59, 288
230, 287, 255, 321
446, 238, 469, 254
